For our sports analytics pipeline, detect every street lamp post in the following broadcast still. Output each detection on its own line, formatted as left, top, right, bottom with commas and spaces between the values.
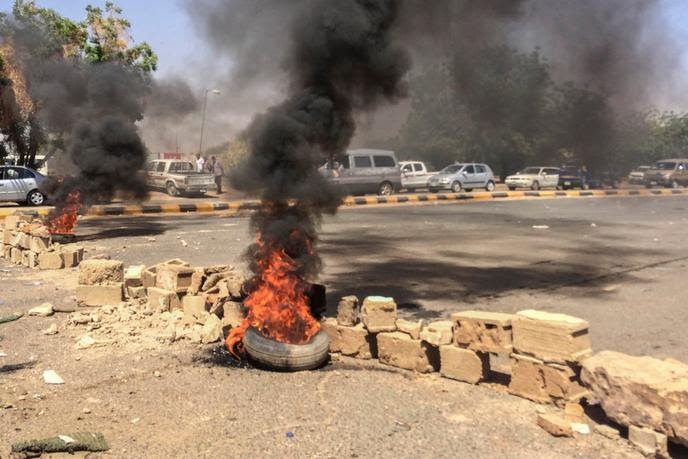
198, 88, 221, 157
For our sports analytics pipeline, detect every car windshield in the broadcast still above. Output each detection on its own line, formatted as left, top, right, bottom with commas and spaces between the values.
441, 164, 463, 174
654, 162, 676, 170
519, 167, 541, 175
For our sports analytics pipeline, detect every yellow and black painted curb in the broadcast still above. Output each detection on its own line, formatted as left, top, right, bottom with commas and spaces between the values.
1, 187, 686, 220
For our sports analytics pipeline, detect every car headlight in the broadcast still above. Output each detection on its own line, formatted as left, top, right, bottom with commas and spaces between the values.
439, 178, 450, 184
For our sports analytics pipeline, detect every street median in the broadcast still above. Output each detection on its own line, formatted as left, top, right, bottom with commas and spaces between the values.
1, 187, 686, 220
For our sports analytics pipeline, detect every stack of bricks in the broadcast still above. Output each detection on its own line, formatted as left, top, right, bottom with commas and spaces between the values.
0, 213, 83, 270
323, 301, 592, 407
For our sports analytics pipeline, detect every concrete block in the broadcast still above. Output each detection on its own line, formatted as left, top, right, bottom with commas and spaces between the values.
513, 310, 592, 363
508, 354, 587, 405
628, 425, 669, 457
187, 269, 204, 295
38, 251, 64, 270
321, 318, 375, 359
222, 301, 244, 328
396, 318, 423, 339
452, 310, 514, 353
420, 320, 454, 346
3, 228, 13, 244
377, 332, 439, 373
62, 246, 84, 268
3, 214, 24, 230
76, 283, 123, 306
440, 345, 489, 384
78, 259, 124, 285
17, 232, 31, 249
29, 236, 50, 253
124, 264, 146, 288
157, 265, 195, 293
361, 296, 397, 332
183, 295, 209, 325
336, 295, 360, 326
142, 266, 157, 289
127, 285, 147, 299
200, 313, 223, 344
21, 249, 30, 267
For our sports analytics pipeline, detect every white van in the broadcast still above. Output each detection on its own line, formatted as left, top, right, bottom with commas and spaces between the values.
320, 149, 402, 196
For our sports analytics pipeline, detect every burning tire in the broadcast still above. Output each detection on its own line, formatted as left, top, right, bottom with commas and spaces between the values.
243, 326, 330, 371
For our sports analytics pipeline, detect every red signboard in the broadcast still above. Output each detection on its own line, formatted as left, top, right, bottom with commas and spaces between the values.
160, 152, 182, 160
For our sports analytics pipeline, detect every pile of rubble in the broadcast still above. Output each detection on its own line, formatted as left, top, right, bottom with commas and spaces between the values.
322, 297, 687, 456
0, 213, 83, 270
67, 258, 247, 349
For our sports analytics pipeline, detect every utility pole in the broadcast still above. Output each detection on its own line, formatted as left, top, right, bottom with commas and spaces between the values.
198, 89, 220, 156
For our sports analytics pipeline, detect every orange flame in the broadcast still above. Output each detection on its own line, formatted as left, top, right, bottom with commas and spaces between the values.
226, 231, 321, 358
47, 191, 81, 235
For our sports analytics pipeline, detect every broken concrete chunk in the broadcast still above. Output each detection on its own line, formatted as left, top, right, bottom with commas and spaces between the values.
221, 301, 244, 328
29, 236, 50, 253
124, 265, 145, 288
581, 350, 688, 447
61, 247, 84, 268
396, 319, 423, 339
376, 332, 439, 373
28, 303, 54, 317
200, 314, 223, 344
321, 318, 374, 359
513, 309, 591, 363
156, 265, 195, 293
127, 286, 147, 300
147, 287, 174, 313
183, 295, 208, 325
361, 296, 397, 332
439, 346, 488, 384
537, 412, 573, 437
336, 296, 360, 326
628, 425, 669, 457
419, 320, 454, 346
78, 259, 124, 285
76, 284, 124, 307
508, 354, 588, 406
43, 370, 65, 385
451, 310, 514, 353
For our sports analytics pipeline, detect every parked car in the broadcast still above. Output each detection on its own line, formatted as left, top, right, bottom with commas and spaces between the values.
427, 163, 496, 193
0, 165, 47, 206
145, 159, 216, 196
627, 165, 651, 185
399, 161, 433, 192
643, 159, 688, 188
319, 149, 401, 196
505, 167, 560, 190
558, 163, 621, 190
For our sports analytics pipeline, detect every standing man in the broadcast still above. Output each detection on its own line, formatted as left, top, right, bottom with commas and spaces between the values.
211, 156, 224, 194
195, 153, 205, 172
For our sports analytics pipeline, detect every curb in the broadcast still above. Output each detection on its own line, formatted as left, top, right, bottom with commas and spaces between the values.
0, 188, 686, 220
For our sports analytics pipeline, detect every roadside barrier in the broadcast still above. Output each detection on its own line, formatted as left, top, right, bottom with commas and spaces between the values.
1, 187, 686, 220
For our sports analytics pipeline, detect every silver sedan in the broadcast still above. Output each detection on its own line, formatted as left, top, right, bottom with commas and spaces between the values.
0, 165, 48, 206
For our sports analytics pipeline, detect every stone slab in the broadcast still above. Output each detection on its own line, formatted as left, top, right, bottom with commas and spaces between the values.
513, 309, 592, 363
377, 332, 439, 373
451, 310, 514, 353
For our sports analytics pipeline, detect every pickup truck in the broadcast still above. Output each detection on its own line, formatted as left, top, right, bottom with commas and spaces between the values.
146, 159, 216, 196
399, 160, 433, 192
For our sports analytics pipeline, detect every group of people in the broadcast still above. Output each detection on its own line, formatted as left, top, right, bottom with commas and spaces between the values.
195, 153, 225, 194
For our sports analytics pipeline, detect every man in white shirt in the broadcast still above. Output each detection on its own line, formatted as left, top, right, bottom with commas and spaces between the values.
195, 153, 205, 172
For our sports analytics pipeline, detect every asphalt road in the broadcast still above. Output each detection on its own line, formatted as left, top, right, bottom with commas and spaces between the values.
67, 194, 688, 361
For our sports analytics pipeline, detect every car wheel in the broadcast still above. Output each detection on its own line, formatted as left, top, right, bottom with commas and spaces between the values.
377, 181, 393, 196
485, 181, 496, 192
508, 186, 516, 191
450, 181, 462, 193
27, 190, 46, 206
582, 183, 590, 190
166, 182, 179, 196
670, 180, 680, 189
531, 181, 540, 191
243, 326, 330, 371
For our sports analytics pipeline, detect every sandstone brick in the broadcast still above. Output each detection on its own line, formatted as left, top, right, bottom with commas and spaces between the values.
13, 232, 30, 249
377, 332, 439, 373
396, 319, 423, 339
420, 320, 454, 346
183, 295, 209, 325
321, 318, 375, 359
187, 269, 204, 295
124, 264, 145, 288
62, 247, 84, 268
29, 236, 50, 253
440, 346, 488, 384
157, 265, 195, 293
21, 250, 30, 267
38, 251, 64, 270
537, 413, 573, 437
127, 285, 147, 299
28, 251, 39, 268
3, 244, 11, 259
336, 295, 360, 326
508, 354, 587, 405
147, 287, 175, 313
513, 310, 591, 363
628, 425, 668, 457
361, 296, 397, 332
452, 310, 514, 353
581, 351, 688, 447
221, 301, 244, 328
141, 259, 189, 289
76, 283, 123, 306
3, 214, 24, 230
2, 228, 12, 245
11, 247, 23, 264
78, 259, 124, 285
200, 313, 223, 343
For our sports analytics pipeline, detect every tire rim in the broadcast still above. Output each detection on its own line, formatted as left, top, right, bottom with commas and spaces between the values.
379, 183, 392, 195
30, 192, 44, 205
487, 182, 495, 191
451, 182, 461, 193
167, 184, 177, 195
531, 182, 539, 190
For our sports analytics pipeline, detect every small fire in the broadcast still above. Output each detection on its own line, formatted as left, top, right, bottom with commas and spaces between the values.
226, 230, 321, 358
47, 191, 81, 235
